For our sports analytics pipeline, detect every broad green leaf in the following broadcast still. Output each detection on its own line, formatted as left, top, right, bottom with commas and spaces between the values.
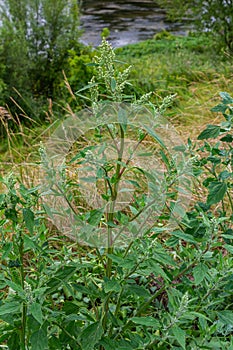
172, 325, 186, 349
154, 250, 176, 267
197, 125, 221, 140
220, 134, 233, 142
103, 279, 121, 293
23, 208, 35, 234
126, 284, 150, 298
7, 331, 20, 350
46, 265, 77, 294
172, 230, 197, 244
30, 302, 43, 324
99, 339, 118, 350
211, 103, 228, 113
219, 92, 233, 104
30, 328, 48, 350
131, 316, 160, 328
23, 235, 38, 251
48, 335, 61, 350
107, 254, 135, 269
140, 259, 170, 281
207, 181, 227, 205
193, 263, 208, 285
219, 170, 232, 180
2, 242, 13, 260
7, 281, 24, 295
88, 208, 104, 226
80, 322, 103, 350
0, 301, 21, 316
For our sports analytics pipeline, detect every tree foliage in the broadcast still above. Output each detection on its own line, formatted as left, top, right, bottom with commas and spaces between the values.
0, 0, 81, 112
158, 0, 233, 53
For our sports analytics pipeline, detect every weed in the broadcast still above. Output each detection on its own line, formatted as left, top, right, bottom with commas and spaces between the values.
0, 39, 232, 350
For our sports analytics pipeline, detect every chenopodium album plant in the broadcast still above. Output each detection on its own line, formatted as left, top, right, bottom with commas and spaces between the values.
0, 38, 232, 350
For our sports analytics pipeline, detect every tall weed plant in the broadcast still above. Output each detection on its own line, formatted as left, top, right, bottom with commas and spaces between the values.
0, 39, 232, 349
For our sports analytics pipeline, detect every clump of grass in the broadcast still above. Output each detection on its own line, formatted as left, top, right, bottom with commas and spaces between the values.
116, 33, 233, 133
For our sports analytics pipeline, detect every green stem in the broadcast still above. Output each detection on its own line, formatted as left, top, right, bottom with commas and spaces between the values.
19, 231, 27, 350
103, 124, 125, 330
227, 190, 233, 212
106, 124, 125, 277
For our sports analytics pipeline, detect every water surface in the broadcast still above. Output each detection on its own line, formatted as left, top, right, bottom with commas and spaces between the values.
80, 0, 189, 47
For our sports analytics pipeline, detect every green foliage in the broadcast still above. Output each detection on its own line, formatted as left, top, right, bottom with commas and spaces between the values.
153, 30, 175, 41
101, 28, 110, 39
158, 0, 233, 53
0, 0, 82, 117
115, 34, 218, 95
194, 91, 233, 209
0, 40, 233, 350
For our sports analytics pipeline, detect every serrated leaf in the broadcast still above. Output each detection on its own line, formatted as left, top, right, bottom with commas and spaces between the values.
197, 125, 221, 140
131, 316, 160, 328
0, 301, 21, 316
88, 208, 104, 226
30, 302, 43, 324
193, 263, 208, 285
103, 279, 121, 293
207, 181, 227, 205
80, 322, 103, 350
172, 325, 186, 349
30, 329, 48, 350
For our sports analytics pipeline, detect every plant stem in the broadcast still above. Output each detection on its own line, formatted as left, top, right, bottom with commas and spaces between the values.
19, 230, 27, 350
103, 124, 125, 331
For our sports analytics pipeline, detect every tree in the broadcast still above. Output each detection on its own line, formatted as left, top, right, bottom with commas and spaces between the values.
158, 0, 233, 53
0, 0, 81, 115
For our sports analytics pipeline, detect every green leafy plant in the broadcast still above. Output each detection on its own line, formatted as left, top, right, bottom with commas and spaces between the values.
157, 0, 233, 53
0, 39, 233, 350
